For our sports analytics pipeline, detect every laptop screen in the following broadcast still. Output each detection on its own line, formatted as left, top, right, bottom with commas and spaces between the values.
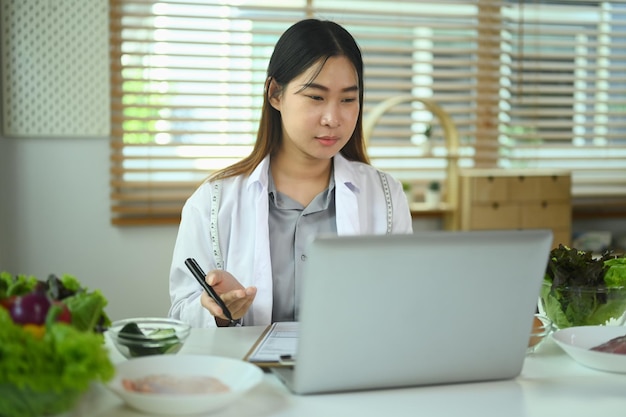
285, 229, 553, 394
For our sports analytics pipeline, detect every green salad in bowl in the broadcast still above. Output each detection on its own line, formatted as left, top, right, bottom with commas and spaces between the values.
0, 272, 115, 417
540, 245, 626, 329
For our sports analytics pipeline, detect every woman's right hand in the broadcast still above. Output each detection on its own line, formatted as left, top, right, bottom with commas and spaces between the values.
199, 270, 257, 324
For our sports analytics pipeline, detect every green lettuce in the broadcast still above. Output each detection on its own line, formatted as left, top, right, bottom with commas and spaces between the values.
0, 309, 114, 417
604, 258, 626, 287
59, 274, 82, 293
0, 272, 115, 417
0, 273, 111, 333
541, 245, 626, 329
64, 289, 111, 332
0, 272, 38, 299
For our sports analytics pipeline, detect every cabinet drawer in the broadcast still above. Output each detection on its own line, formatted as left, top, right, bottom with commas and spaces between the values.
539, 175, 571, 200
468, 203, 520, 230
468, 176, 508, 203
508, 175, 571, 202
508, 176, 544, 201
520, 201, 571, 229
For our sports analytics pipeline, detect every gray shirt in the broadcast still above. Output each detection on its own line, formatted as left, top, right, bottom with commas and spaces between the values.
268, 171, 337, 322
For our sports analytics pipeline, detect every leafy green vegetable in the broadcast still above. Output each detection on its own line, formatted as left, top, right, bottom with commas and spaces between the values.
0, 272, 115, 417
117, 322, 182, 357
545, 245, 613, 288
0, 273, 111, 333
604, 258, 626, 287
0, 309, 114, 417
64, 289, 111, 332
0, 272, 38, 299
58, 274, 82, 293
541, 245, 626, 329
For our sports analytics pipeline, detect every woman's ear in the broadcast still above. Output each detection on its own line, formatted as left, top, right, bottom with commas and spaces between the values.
266, 77, 282, 110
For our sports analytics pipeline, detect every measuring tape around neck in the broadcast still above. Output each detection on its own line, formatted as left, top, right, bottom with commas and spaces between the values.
377, 171, 393, 235
210, 180, 224, 270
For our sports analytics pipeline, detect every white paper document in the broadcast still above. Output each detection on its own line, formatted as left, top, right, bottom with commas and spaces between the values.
244, 321, 299, 367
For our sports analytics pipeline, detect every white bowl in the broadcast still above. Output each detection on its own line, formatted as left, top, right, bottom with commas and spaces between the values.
107, 354, 264, 415
552, 326, 626, 373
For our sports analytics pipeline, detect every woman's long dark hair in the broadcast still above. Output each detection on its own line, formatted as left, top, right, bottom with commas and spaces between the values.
211, 19, 369, 180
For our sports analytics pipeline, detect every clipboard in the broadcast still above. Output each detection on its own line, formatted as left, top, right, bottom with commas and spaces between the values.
243, 322, 299, 368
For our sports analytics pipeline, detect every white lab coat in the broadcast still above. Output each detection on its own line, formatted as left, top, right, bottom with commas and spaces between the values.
168, 153, 413, 327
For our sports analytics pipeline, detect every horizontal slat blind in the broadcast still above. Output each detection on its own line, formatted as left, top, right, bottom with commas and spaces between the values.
110, 0, 307, 224
110, 0, 626, 225
328, 1, 498, 178
500, 0, 626, 201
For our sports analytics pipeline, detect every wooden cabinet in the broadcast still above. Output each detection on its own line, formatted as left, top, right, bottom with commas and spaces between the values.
458, 169, 571, 248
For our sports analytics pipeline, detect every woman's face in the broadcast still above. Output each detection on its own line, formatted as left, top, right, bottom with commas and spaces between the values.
269, 55, 360, 162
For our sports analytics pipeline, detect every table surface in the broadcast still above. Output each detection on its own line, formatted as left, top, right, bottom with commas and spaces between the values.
79, 326, 626, 417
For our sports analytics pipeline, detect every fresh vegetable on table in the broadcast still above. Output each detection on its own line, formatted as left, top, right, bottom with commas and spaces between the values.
118, 321, 183, 357
0, 272, 111, 332
541, 245, 626, 329
0, 272, 115, 417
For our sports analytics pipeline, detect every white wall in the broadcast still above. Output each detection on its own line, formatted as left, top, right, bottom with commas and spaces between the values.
0, 136, 9, 268
0, 135, 177, 321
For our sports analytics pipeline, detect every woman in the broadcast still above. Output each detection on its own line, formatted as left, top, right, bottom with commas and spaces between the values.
168, 19, 413, 328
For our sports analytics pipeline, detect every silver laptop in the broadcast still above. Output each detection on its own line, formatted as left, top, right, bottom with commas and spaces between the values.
271, 229, 553, 394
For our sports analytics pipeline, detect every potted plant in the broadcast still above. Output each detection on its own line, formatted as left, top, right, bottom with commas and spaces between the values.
401, 182, 413, 203
425, 181, 441, 206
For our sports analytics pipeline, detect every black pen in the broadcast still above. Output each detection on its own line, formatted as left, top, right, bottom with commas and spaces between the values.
184, 258, 236, 324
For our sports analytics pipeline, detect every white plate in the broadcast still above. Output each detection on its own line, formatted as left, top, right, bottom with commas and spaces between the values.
552, 326, 626, 373
107, 354, 264, 415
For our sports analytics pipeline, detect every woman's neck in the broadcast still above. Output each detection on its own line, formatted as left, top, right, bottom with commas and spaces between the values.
270, 152, 332, 207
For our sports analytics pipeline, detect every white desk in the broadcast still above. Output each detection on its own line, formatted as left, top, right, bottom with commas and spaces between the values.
78, 326, 626, 417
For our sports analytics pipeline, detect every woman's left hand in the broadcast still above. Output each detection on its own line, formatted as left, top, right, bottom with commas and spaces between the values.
199, 269, 257, 323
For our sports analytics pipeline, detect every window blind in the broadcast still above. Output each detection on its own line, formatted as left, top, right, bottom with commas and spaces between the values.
501, 1, 626, 207
109, 0, 626, 225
